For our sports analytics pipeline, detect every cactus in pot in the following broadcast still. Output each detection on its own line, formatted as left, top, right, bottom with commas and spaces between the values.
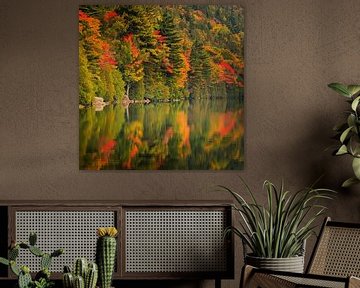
0, 232, 63, 288
62, 259, 98, 288
96, 227, 118, 288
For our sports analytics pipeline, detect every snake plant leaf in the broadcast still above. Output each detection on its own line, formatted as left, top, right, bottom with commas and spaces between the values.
342, 177, 360, 188
222, 179, 335, 258
328, 83, 351, 97
352, 157, 360, 180
351, 96, 360, 111
347, 85, 360, 97
340, 126, 353, 143
336, 145, 348, 155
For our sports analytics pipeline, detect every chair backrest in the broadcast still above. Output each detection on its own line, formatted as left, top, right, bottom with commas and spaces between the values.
307, 217, 360, 277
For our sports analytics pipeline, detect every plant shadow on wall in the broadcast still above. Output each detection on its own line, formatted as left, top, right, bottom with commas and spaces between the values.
220, 178, 335, 273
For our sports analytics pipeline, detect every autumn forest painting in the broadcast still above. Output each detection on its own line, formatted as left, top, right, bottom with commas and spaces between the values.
79, 5, 245, 170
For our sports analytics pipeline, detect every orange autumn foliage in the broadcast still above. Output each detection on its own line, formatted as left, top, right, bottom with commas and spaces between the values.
206, 111, 238, 140
79, 10, 107, 61
100, 139, 117, 153
218, 60, 237, 84
99, 42, 117, 69
86, 137, 117, 170
163, 58, 173, 74
217, 112, 237, 137
122, 121, 143, 169
176, 111, 191, 158
176, 53, 191, 88
104, 11, 118, 22
218, 60, 244, 87
153, 30, 166, 43
162, 127, 174, 145
123, 33, 140, 58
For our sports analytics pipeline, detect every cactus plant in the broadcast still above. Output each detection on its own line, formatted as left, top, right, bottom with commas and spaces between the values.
63, 272, 74, 288
74, 258, 88, 279
63, 259, 98, 288
74, 275, 85, 288
0, 232, 63, 288
96, 227, 118, 288
85, 262, 98, 288
19, 268, 32, 288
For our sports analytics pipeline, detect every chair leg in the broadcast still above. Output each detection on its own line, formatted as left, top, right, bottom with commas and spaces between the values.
349, 276, 360, 288
240, 265, 255, 288
215, 278, 221, 288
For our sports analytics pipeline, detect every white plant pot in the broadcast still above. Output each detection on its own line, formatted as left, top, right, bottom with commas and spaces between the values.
245, 254, 305, 273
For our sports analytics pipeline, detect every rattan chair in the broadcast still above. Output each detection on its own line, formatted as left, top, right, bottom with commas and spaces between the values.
241, 217, 360, 288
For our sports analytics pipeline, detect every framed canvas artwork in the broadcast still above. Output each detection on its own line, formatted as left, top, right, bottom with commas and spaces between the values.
79, 5, 244, 170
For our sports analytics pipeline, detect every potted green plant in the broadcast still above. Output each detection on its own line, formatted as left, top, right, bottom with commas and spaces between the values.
62, 258, 98, 288
328, 83, 360, 187
0, 232, 63, 288
221, 179, 334, 273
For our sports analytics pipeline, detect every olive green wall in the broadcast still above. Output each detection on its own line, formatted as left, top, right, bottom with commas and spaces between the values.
1, 0, 360, 287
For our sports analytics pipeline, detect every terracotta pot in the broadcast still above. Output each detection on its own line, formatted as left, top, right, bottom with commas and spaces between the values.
245, 254, 304, 273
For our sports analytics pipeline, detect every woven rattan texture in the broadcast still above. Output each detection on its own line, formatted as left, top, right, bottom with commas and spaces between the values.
15, 211, 115, 272
248, 273, 297, 288
309, 226, 360, 277
277, 275, 345, 288
125, 210, 227, 272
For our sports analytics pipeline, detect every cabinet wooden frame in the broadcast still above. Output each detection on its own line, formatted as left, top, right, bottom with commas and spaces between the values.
0, 201, 234, 281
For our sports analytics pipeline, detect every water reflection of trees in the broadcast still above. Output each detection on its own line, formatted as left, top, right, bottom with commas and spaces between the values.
79, 98, 244, 170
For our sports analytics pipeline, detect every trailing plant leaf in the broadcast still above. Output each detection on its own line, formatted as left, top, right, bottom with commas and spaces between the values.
336, 145, 348, 155
342, 177, 360, 188
328, 83, 351, 98
329, 82, 360, 186
349, 135, 360, 157
352, 96, 360, 111
352, 157, 360, 179
340, 127, 353, 143
347, 85, 360, 97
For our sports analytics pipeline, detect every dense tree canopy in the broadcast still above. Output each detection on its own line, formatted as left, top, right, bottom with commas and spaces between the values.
79, 5, 244, 106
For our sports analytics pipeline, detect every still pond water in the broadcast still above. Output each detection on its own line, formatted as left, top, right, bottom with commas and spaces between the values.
79, 97, 244, 170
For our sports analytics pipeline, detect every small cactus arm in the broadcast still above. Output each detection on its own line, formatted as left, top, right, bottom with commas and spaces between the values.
29, 232, 37, 246
85, 262, 98, 288
18, 266, 32, 288
41, 253, 52, 270
29, 245, 44, 257
8, 246, 19, 260
74, 275, 85, 288
75, 258, 88, 279
96, 227, 118, 288
0, 257, 9, 266
10, 260, 20, 276
63, 272, 74, 288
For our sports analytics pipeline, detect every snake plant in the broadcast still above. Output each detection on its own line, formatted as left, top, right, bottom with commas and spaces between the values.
222, 179, 335, 258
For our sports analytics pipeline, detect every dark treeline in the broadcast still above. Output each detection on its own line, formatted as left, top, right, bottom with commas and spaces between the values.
79, 5, 244, 106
